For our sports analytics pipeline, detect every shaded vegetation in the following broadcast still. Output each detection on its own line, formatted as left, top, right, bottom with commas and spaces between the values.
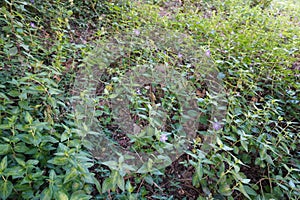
0, 0, 299, 199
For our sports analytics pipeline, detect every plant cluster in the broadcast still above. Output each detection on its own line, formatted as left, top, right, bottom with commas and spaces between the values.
0, 0, 299, 199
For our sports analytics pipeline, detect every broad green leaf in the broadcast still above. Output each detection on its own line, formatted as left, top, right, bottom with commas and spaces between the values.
222, 145, 233, 151
102, 178, 113, 193
147, 159, 153, 171
49, 170, 56, 181
26, 159, 39, 166
151, 168, 164, 176
54, 190, 69, 200
259, 147, 267, 160
144, 175, 154, 186
0, 124, 11, 130
117, 175, 125, 191
126, 180, 135, 193
0, 180, 13, 200
241, 179, 251, 184
40, 188, 52, 200
92, 176, 101, 193
20, 43, 29, 51
216, 137, 223, 147
31, 170, 44, 179
219, 183, 233, 196
277, 182, 289, 191
61, 131, 70, 142
241, 140, 248, 152
6, 166, 25, 178
15, 157, 26, 167
48, 156, 69, 165
24, 111, 33, 124
0, 144, 10, 155
192, 173, 200, 187
137, 163, 148, 174
42, 136, 59, 144
265, 155, 274, 166
122, 163, 136, 171
101, 160, 118, 169
111, 171, 119, 189
289, 180, 296, 188
72, 181, 83, 191
48, 88, 62, 95
237, 183, 251, 200
196, 163, 203, 180
70, 191, 91, 200
82, 173, 96, 184
18, 100, 32, 110
8, 47, 18, 56
81, 139, 93, 150
244, 185, 257, 196
21, 190, 35, 199
0, 156, 7, 171
0, 92, 9, 99
64, 168, 78, 184
8, 90, 20, 97
14, 142, 30, 153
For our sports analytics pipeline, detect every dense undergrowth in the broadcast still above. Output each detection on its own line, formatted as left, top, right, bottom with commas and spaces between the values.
0, 0, 299, 199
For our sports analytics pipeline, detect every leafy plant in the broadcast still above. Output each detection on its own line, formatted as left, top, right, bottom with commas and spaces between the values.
1, 0, 299, 199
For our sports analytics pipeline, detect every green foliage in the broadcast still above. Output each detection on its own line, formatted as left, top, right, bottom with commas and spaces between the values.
0, 0, 103, 199
1, 0, 299, 199
0, 67, 101, 199
90, 0, 299, 199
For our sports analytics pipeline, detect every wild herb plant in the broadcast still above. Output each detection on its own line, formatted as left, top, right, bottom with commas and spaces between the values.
0, 0, 299, 199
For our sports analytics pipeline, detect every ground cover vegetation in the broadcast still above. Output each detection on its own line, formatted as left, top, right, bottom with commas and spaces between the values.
0, 0, 299, 199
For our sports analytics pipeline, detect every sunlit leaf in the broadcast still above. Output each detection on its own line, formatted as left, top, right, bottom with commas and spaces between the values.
0, 180, 13, 200
40, 188, 52, 200
70, 190, 92, 200
64, 168, 78, 184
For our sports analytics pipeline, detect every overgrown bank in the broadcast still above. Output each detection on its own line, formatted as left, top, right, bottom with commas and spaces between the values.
0, 0, 299, 199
